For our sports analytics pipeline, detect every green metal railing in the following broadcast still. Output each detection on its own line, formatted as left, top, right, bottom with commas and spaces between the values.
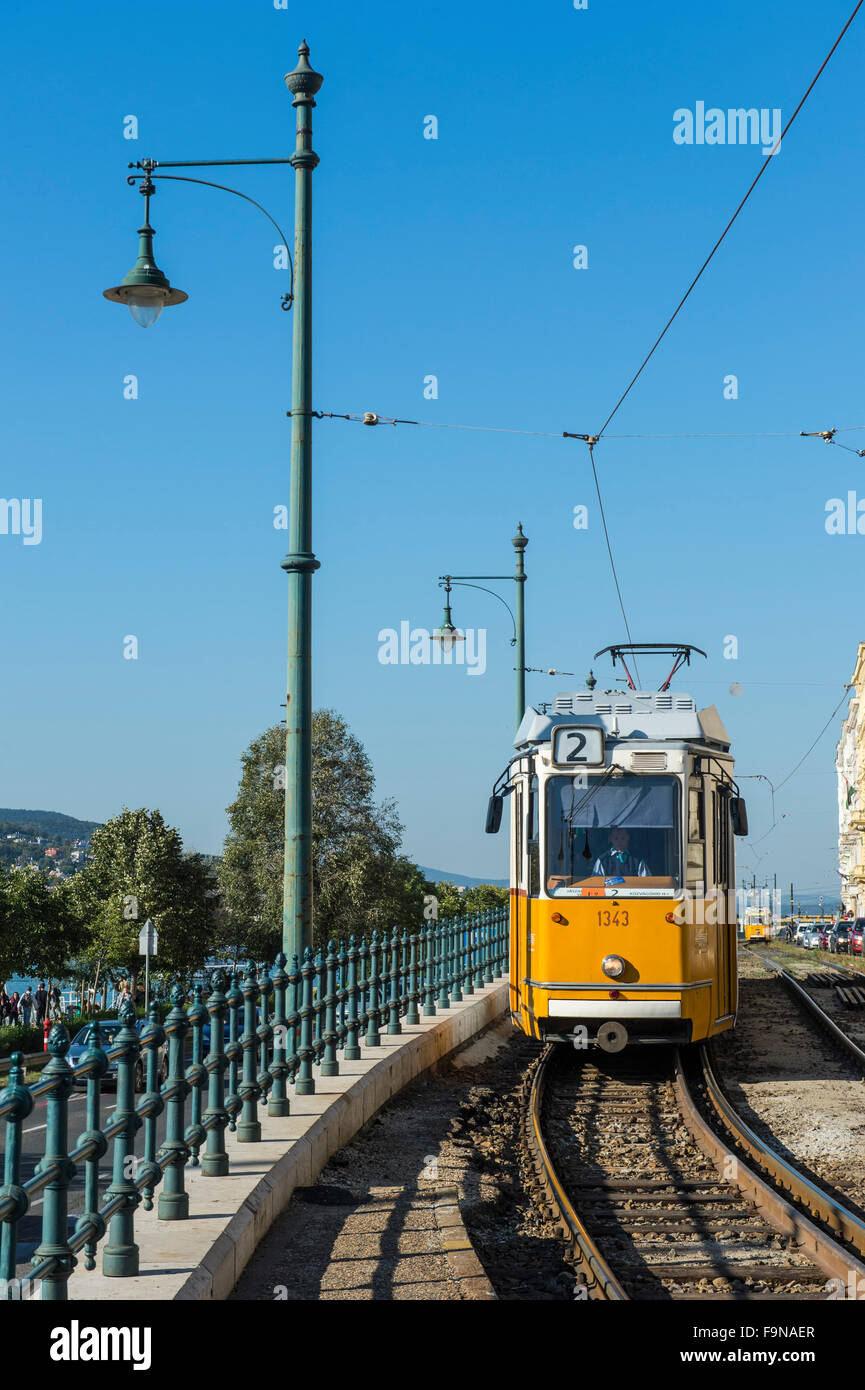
0, 906, 508, 1300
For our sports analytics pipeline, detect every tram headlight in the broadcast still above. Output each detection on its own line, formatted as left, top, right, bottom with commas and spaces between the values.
602, 954, 625, 979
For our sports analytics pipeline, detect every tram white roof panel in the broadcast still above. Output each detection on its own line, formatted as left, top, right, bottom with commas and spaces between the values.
514, 691, 731, 750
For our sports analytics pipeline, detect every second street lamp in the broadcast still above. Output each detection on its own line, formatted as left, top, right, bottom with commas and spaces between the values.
432, 524, 528, 732
103, 40, 322, 972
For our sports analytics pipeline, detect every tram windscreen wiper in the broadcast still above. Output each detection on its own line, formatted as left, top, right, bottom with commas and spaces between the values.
565, 765, 618, 824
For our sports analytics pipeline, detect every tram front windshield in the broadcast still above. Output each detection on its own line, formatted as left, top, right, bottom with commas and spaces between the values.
546, 773, 681, 894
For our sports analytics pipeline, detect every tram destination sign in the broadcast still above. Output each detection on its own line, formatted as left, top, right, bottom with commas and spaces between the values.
551, 725, 605, 768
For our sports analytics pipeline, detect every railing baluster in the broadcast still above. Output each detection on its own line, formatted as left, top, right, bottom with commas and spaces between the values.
344, 936, 361, 1060
269, 954, 290, 1117
238, 962, 261, 1140
451, 916, 463, 1003
336, 939, 348, 1056
296, 948, 316, 1095
484, 908, 494, 983
186, 984, 208, 1167
257, 961, 274, 1110
287, 954, 301, 1089
366, 931, 381, 1047
139, 1006, 165, 1209
423, 920, 437, 1016
312, 951, 324, 1071
406, 932, 420, 1025
321, 941, 339, 1076
437, 919, 450, 1010
202, 971, 229, 1175
225, 972, 242, 1132
0, 1053, 34, 1295
388, 928, 401, 1034
102, 1000, 141, 1275
158, 985, 191, 1220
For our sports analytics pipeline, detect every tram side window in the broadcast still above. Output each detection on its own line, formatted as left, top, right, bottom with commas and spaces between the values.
546, 774, 682, 894
528, 776, 540, 896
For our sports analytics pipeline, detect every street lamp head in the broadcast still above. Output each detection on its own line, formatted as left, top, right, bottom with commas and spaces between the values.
432, 607, 466, 654
103, 182, 187, 327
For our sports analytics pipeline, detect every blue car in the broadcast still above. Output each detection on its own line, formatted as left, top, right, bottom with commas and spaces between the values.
67, 1020, 168, 1092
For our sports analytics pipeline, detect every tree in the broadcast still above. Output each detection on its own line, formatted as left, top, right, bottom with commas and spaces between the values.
0, 867, 88, 982
218, 710, 427, 955
461, 884, 509, 914
67, 808, 215, 988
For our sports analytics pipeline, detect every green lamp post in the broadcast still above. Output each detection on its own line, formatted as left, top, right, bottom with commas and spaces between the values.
103, 41, 323, 967
433, 524, 528, 732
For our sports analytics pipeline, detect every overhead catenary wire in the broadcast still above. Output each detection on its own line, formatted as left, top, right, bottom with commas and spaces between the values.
593, 0, 865, 440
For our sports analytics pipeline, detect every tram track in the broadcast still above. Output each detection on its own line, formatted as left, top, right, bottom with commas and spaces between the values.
522, 1042, 865, 1300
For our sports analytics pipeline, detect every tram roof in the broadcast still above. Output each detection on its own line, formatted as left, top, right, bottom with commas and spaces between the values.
514, 690, 731, 751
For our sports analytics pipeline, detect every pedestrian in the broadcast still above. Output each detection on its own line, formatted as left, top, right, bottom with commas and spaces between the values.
34, 981, 47, 1024
20, 987, 33, 1026
7, 992, 20, 1024
0, 987, 9, 1023
48, 985, 61, 1020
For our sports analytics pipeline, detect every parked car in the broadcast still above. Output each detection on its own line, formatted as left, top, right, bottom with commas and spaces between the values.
850, 920, 864, 956
802, 926, 823, 949
829, 922, 851, 953
793, 920, 809, 945
818, 925, 833, 949
67, 1019, 168, 1092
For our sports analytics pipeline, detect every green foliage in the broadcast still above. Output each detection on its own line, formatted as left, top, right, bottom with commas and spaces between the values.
0, 866, 88, 981
67, 808, 215, 980
218, 710, 427, 955
461, 883, 509, 913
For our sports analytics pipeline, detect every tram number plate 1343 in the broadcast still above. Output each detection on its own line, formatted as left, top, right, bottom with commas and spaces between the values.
552, 726, 604, 767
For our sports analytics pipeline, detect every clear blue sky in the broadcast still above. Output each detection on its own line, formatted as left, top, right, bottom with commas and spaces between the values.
2, 0, 863, 904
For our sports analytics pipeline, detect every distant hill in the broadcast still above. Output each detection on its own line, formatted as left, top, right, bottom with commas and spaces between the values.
419, 867, 508, 889
0, 809, 102, 873
0, 809, 101, 840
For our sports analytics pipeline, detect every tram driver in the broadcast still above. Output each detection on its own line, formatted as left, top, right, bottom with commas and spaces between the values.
592, 825, 651, 878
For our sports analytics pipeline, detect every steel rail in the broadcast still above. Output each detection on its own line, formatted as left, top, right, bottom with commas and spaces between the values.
525, 1042, 865, 1299
755, 949, 865, 1070
689, 1043, 865, 1275
524, 1045, 627, 1300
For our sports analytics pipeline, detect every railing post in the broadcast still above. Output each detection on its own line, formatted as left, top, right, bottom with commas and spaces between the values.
474, 912, 485, 990
312, 950, 324, 1070
388, 928, 401, 1034
498, 903, 508, 973
462, 915, 475, 996
484, 908, 494, 983
406, 931, 420, 1025
33, 1026, 76, 1298
321, 940, 339, 1076
296, 947, 316, 1095
257, 961, 274, 1110
423, 921, 437, 1016
366, 930, 381, 1047
336, 939, 348, 1056
202, 971, 229, 1176
225, 972, 242, 1132
139, 1004, 165, 1209
437, 918, 450, 1010
450, 916, 463, 1003
287, 954, 301, 1088
103, 999, 141, 1275
158, 985, 191, 1220
186, 984, 208, 1167
344, 936, 361, 1060
0, 1053, 34, 1293
269, 953, 290, 1117
238, 962, 262, 1140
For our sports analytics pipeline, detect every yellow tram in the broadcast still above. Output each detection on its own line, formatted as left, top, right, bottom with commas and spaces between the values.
486, 644, 748, 1050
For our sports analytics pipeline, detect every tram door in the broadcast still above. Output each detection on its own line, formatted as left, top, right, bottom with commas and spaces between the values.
714, 791, 735, 1021
511, 783, 527, 1023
